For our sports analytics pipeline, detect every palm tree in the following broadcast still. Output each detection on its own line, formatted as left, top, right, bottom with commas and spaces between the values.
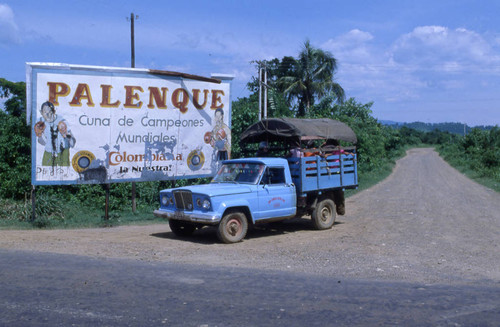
279, 40, 345, 116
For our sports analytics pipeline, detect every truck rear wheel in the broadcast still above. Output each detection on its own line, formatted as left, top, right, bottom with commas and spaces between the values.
217, 212, 248, 244
169, 219, 197, 237
311, 199, 336, 230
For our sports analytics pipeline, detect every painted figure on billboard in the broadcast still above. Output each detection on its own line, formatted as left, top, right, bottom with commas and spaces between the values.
34, 101, 76, 166
210, 108, 231, 161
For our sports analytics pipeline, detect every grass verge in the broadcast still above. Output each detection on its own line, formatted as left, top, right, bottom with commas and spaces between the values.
435, 148, 500, 193
0, 196, 164, 230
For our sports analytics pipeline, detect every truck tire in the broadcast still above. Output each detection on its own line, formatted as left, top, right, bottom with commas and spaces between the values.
169, 219, 197, 237
217, 212, 248, 244
311, 198, 336, 230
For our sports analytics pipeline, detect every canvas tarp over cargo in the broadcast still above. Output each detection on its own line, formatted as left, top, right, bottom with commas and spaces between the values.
239, 118, 357, 144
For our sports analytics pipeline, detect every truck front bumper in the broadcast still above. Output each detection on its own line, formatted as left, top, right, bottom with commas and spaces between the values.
153, 209, 221, 225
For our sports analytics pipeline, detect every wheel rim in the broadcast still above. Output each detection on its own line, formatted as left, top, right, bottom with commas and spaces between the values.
320, 206, 332, 222
226, 218, 242, 237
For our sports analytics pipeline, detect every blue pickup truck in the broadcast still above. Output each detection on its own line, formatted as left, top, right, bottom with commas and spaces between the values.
154, 118, 358, 243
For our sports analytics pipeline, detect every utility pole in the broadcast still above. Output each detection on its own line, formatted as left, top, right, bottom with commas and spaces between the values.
258, 66, 262, 121
128, 12, 138, 212
263, 63, 267, 119
129, 13, 137, 68
258, 62, 268, 120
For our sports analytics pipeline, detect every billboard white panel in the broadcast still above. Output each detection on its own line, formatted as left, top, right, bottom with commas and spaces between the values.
26, 63, 232, 185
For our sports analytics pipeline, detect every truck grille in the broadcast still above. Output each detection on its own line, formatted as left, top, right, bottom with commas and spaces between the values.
173, 190, 193, 210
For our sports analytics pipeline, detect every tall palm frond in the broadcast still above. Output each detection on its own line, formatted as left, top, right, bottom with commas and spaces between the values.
279, 40, 345, 116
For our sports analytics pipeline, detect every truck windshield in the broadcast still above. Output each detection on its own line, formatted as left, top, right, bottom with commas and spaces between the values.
212, 163, 265, 184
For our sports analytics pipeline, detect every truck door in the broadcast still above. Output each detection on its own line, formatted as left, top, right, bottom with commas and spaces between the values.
256, 166, 296, 220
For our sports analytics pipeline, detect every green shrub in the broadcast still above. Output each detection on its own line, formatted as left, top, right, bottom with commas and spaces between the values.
0, 192, 68, 228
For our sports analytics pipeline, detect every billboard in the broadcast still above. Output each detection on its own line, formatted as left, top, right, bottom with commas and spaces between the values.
26, 63, 233, 185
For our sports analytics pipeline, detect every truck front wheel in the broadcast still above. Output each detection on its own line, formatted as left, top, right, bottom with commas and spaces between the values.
217, 212, 248, 244
311, 199, 336, 230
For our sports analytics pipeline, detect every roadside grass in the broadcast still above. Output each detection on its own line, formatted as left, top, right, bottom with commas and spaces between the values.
0, 208, 165, 230
455, 168, 500, 193
49, 208, 165, 229
435, 148, 500, 193
0, 196, 164, 230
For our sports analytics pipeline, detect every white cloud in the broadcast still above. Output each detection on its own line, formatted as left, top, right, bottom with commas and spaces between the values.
320, 26, 500, 108
137, 26, 296, 91
326, 29, 373, 45
0, 4, 21, 46
321, 29, 417, 102
322, 29, 375, 62
391, 26, 500, 72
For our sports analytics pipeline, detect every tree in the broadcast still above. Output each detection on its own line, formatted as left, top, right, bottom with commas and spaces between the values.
279, 40, 345, 116
248, 57, 296, 94
0, 79, 30, 198
0, 79, 26, 117
0, 109, 31, 199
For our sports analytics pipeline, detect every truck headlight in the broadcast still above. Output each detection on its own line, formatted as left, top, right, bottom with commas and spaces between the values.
161, 195, 169, 206
195, 196, 211, 210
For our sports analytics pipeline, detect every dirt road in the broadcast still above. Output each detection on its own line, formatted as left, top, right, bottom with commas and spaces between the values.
1, 148, 499, 285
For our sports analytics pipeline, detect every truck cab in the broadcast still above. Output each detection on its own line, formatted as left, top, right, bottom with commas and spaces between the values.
154, 158, 297, 243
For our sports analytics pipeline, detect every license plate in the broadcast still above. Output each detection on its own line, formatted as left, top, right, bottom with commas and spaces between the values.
173, 211, 185, 219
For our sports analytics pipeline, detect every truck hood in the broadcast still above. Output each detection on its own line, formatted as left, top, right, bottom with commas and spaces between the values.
170, 183, 254, 197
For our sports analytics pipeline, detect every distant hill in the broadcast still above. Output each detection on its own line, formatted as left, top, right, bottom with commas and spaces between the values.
380, 120, 496, 136
379, 120, 403, 126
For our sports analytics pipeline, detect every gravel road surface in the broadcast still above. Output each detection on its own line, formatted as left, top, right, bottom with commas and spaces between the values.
1, 148, 499, 285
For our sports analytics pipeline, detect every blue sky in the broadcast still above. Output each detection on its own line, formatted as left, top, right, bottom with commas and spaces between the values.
1, 0, 499, 126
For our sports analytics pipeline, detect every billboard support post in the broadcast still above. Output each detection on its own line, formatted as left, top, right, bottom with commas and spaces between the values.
31, 185, 36, 222
131, 182, 136, 213
104, 184, 110, 221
